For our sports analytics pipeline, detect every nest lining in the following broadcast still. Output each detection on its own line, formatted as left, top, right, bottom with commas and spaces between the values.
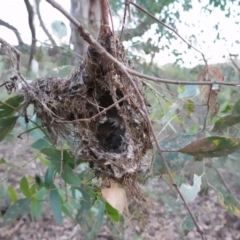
22, 31, 153, 199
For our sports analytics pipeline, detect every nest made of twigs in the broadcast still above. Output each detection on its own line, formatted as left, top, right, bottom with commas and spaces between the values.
21, 30, 152, 200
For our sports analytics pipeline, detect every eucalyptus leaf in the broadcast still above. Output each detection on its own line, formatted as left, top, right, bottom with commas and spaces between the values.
217, 187, 240, 218
49, 188, 63, 224
0, 95, 24, 118
2, 198, 30, 226
179, 136, 240, 159
51, 20, 67, 39
0, 116, 18, 142
105, 201, 120, 222
212, 114, 240, 132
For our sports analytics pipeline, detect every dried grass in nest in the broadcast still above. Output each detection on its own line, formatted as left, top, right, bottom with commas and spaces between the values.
21, 31, 153, 201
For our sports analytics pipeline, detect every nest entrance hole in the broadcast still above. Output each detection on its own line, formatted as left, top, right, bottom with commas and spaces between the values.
95, 89, 126, 154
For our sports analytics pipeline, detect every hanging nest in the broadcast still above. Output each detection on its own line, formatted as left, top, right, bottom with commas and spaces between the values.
21, 26, 152, 201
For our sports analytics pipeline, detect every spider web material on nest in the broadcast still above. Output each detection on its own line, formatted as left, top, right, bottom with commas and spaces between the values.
21, 29, 153, 201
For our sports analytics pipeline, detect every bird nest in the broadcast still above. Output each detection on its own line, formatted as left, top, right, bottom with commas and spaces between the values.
21, 31, 152, 200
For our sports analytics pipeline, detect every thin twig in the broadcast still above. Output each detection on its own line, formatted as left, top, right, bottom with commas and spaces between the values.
17, 126, 40, 139
127, 68, 240, 87
128, 1, 208, 65
57, 94, 131, 123
119, 0, 129, 41
35, 0, 57, 46
0, 36, 21, 71
0, 19, 24, 46
0, 81, 11, 88
24, 0, 37, 72
202, 87, 212, 132
229, 56, 240, 74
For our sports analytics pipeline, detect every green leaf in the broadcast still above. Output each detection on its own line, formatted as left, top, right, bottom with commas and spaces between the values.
30, 199, 42, 221
105, 201, 120, 222
51, 20, 67, 39
178, 85, 198, 98
0, 95, 24, 118
217, 187, 240, 218
2, 198, 30, 226
0, 158, 6, 164
88, 201, 105, 238
178, 174, 202, 203
184, 100, 195, 114
20, 177, 32, 197
31, 138, 51, 149
232, 99, 240, 114
41, 148, 76, 166
7, 186, 18, 203
179, 136, 240, 159
182, 212, 199, 236
47, 65, 75, 78
0, 116, 18, 142
44, 167, 55, 189
61, 165, 80, 185
212, 114, 240, 132
34, 187, 46, 201
49, 188, 63, 224
61, 202, 74, 219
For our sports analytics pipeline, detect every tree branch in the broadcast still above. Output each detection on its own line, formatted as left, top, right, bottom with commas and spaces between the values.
0, 19, 24, 47
24, 0, 37, 72
99, 0, 110, 37
0, 37, 21, 71
35, 0, 57, 46
128, 1, 208, 65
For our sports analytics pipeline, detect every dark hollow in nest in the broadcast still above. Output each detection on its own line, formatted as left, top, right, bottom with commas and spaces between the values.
22, 31, 152, 198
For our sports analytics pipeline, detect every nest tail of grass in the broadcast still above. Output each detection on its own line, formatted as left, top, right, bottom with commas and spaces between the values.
21, 26, 153, 202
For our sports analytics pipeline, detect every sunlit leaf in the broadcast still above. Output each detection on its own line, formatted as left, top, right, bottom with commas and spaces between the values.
20, 177, 32, 197
177, 174, 202, 203
51, 20, 67, 39
105, 201, 120, 222
2, 198, 30, 226
0, 158, 6, 164
179, 136, 240, 159
101, 181, 128, 215
178, 85, 198, 98
217, 187, 240, 218
7, 186, 18, 203
0, 116, 18, 142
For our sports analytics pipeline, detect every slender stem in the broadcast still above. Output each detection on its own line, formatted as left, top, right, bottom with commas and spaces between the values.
57, 94, 130, 123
